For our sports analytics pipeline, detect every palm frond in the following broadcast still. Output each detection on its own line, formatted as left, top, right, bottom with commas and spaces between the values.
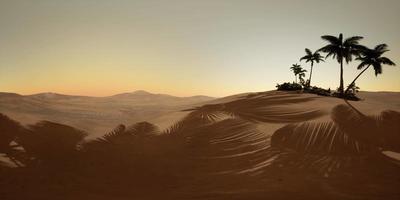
291, 63, 301, 68
379, 57, 396, 66
325, 51, 335, 59
373, 63, 383, 76
321, 35, 341, 45
299, 55, 311, 62
375, 43, 389, 53
319, 45, 341, 62
305, 48, 312, 55
318, 44, 336, 53
356, 61, 370, 70
313, 52, 324, 63
353, 44, 368, 52
343, 36, 363, 45
344, 50, 353, 63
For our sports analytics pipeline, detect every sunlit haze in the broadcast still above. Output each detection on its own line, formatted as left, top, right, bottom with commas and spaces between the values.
0, 0, 399, 97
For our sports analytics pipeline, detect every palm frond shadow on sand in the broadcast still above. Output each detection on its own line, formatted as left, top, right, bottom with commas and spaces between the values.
168, 92, 327, 171
183, 92, 326, 124
173, 92, 399, 173
168, 96, 400, 199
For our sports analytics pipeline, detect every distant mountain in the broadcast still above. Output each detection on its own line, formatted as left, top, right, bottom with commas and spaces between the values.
106, 90, 213, 106
111, 90, 155, 97
0, 90, 214, 137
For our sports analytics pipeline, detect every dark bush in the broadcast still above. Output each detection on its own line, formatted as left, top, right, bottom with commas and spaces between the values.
332, 92, 360, 101
304, 86, 331, 96
276, 82, 302, 91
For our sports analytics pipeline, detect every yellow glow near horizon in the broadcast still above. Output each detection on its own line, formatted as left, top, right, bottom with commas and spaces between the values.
0, 0, 399, 97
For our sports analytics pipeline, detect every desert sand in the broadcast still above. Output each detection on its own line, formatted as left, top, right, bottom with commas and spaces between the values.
0, 90, 214, 138
0, 90, 399, 200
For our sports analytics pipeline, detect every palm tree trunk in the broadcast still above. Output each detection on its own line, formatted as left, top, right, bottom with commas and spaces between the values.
345, 65, 370, 94
308, 63, 313, 87
339, 58, 344, 94
295, 75, 297, 83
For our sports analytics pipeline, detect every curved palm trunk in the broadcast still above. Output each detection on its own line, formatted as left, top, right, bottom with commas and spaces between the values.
345, 65, 370, 94
308, 63, 313, 87
339, 58, 344, 94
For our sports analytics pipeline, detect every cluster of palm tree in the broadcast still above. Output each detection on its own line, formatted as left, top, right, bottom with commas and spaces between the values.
291, 33, 396, 96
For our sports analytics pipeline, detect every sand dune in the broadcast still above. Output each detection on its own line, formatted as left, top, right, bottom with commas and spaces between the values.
0, 90, 214, 138
1, 90, 399, 199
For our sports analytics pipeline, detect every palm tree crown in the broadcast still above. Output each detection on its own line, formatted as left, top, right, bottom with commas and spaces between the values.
356, 44, 396, 76
290, 64, 306, 84
345, 44, 396, 94
300, 48, 324, 66
318, 33, 365, 94
300, 48, 324, 87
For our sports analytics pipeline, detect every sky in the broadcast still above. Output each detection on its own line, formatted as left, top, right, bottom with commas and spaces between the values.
0, 0, 399, 97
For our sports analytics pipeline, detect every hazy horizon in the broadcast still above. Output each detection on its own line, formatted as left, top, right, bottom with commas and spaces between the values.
2, 88, 400, 99
0, 89, 217, 97
1, 0, 399, 97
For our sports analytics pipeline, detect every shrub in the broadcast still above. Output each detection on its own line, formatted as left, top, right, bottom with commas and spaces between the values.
332, 87, 360, 101
276, 82, 302, 91
304, 86, 331, 96
331, 92, 360, 101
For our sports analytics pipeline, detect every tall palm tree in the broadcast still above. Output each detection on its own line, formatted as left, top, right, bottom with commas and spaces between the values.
300, 48, 324, 87
345, 44, 396, 94
290, 63, 302, 83
318, 33, 365, 95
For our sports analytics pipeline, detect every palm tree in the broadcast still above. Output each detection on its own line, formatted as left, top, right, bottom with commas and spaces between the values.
290, 63, 300, 83
300, 48, 324, 87
298, 69, 307, 85
344, 44, 396, 94
318, 33, 365, 95
290, 63, 302, 83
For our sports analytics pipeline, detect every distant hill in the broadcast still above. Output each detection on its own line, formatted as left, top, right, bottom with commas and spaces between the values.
0, 90, 214, 137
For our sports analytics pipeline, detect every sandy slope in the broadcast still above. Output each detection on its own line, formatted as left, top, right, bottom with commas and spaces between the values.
0, 90, 214, 138
0, 90, 398, 137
